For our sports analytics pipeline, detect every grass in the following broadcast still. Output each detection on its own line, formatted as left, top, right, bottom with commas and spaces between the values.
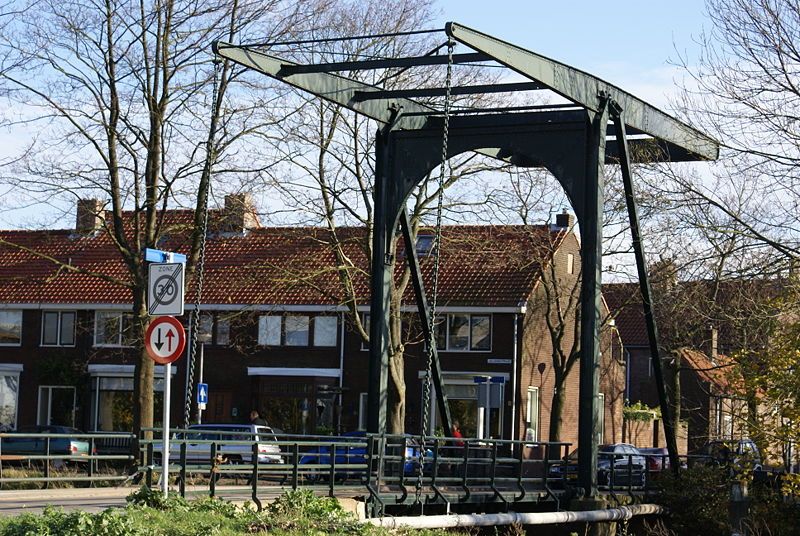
0, 488, 498, 536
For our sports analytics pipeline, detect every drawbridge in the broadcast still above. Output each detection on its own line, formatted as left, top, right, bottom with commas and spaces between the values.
212, 22, 718, 506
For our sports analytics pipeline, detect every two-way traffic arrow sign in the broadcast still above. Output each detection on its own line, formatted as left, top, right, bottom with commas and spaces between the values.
145, 316, 186, 364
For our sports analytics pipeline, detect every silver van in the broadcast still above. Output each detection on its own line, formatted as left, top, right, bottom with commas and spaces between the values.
156, 424, 283, 465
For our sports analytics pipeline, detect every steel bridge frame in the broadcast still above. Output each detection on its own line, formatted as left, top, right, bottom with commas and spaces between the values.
213, 21, 718, 499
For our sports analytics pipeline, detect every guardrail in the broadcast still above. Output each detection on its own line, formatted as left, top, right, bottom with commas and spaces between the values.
137, 429, 574, 516
0, 431, 136, 488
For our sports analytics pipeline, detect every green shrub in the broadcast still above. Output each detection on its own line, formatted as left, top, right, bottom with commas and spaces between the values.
655, 465, 731, 536
0, 506, 139, 536
125, 485, 189, 511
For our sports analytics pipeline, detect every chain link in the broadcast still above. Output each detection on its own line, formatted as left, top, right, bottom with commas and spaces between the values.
415, 40, 454, 508
183, 58, 220, 430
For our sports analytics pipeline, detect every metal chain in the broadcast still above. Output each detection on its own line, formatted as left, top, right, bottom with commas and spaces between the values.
416, 40, 454, 508
183, 58, 220, 430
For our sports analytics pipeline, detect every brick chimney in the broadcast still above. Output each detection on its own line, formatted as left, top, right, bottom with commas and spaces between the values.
708, 325, 719, 364
223, 193, 259, 233
555, 209, 574, 229
75, 199, 105, 235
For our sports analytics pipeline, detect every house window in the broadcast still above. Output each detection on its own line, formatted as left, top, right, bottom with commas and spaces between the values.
596, 393, 605, 445
196, 313, 230, 346
94, 311, 135, 347
42, 311, 76, 347
525, 386, 540, 442
313, 316, 337, 347
198, 313, 214, 344
258, 315, 330, 347
566, 253, 575, 274
285, 316, 309, 346
217, 316, 230, 345
258, 316, 281, 346
434, 313, 492, 352
37, 386, 76, 426
360, 313, 370, 351
358, 392, 369, 430
415, 234, 435, 256
0, 310, 22, 346
0, 367, 21, 431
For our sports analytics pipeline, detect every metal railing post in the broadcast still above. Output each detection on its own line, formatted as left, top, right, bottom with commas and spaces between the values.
291, 443, 299, 490
179, 442, 187, 497
146, 442, 154, 488
329, 442, 336, 497
209, 442, 217, 497
44, 437, 50, 489
88, 437, 95, 485
251, 443, 261, 511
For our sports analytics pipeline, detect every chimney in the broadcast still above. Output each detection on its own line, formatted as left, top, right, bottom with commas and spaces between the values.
223, 193, 259, 233
555, 209, 574, 229
75, 199, 105, 235
709, 325, 718, 364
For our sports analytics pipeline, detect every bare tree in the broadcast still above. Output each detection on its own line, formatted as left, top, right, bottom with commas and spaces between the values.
0, 0, 321, 440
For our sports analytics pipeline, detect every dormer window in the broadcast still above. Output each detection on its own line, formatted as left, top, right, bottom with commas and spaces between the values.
416, 234, 435, 257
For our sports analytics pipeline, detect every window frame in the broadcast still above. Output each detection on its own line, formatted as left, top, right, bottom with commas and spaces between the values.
93, 311, 135, 348
0, 310, 23, 347
196, 313, 231, 347
41, 311, 77, 348
433, 313, 493, 352
525, 386, 540, 443
312, 316, 338, 347
258, 314, 335, 348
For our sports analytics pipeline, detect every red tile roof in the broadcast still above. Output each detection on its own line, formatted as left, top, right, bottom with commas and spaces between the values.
0, 216, 566, 308
679, 348, 738, 392
603, 283, 648, 345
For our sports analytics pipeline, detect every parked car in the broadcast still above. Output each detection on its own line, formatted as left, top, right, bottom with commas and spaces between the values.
153, 424, 283, 465
1, 425, 92, 464
639, 447, 671, 473
694, 438, 762, 471
548, 443, 647, 488
299, 431, 429, 482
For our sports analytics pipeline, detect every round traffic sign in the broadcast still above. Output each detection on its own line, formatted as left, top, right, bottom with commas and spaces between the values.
145, 316, 186, 364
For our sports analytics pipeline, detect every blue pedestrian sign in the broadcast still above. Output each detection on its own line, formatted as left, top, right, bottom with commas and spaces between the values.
197, 383, 209, 405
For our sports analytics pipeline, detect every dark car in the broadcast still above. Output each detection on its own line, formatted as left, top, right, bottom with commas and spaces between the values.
1, 425, 92, 465
548, 443, 647, 488
299, 431, 429, 482
695, 439, 762, 471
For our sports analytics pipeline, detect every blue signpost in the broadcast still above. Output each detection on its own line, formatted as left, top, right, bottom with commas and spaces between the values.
197, 382, 208, 408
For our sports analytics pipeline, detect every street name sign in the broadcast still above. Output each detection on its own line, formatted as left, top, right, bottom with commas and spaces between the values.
145, 316, 186, 364
148, 262, 184, 316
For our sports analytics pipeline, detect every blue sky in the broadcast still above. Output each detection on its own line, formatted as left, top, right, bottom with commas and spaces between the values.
435, 0, 710, 108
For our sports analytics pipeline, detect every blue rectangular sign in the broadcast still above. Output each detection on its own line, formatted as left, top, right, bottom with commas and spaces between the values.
144, 248, 187, 264
197, 383, 209, 405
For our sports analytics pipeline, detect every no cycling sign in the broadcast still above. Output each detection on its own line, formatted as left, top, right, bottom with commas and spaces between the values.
147, 262, 184, 316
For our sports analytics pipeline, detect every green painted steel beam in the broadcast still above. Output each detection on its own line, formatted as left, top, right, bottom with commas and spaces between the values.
445, 22, 719, 161
212, 42, 432, 130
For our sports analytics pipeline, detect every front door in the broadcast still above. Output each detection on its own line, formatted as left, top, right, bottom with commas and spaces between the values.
207, 390, 233, 423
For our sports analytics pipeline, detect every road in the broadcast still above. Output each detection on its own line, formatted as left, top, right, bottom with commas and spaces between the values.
0, 484, 366, 516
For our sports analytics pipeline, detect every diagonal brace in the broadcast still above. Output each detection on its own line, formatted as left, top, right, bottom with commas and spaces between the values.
609, 102, 680, 474
399, 209, 453, 437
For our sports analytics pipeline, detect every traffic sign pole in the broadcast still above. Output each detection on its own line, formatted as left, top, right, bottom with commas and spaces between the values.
162, 362, 172, 498
197, 344, 204, 425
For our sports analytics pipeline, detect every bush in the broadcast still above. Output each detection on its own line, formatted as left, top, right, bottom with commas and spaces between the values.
651, 466, 800, 536
0, 506, 138, 536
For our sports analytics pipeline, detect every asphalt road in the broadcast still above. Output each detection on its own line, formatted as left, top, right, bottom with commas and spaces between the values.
0, 484, 367, 516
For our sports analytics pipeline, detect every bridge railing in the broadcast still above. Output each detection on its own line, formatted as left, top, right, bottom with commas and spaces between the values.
137, 429, 573, 513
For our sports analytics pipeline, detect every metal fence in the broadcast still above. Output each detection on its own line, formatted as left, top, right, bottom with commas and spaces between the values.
0, 431, 135, 488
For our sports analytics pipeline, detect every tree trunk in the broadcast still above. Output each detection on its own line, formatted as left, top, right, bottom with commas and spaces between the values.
549, 377, 567, 442
131, 284, 153, 461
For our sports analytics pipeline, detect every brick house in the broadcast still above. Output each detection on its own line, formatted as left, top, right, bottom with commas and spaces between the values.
0, 200, 623, 445
605, 282, 749, 453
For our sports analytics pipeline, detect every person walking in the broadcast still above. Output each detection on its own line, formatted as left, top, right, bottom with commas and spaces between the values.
249, 409, 267, 426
